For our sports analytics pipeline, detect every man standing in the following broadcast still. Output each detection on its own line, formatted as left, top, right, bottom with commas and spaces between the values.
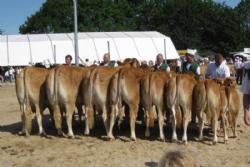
205, 52, 230, 79
99, 53, 117, 67
65, 54, 73, 66
182, 49, 200, 78
235, 57, 243, 85
154, 53, 170, 72
241, 61, 250, 126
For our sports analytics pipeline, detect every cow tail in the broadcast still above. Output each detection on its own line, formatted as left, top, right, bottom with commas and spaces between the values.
205, 81, 211, 124
148, 74, 155, 127
87, 69, 96, 130
23, 67, 32, 134
116, 69, 124, 127
175, 75, 182, 128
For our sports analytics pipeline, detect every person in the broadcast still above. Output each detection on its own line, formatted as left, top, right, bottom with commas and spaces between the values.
182, 49, 200, 78
159, 150, 197, 167
65, 54, 73, 66
241, 61, 250, 126
205, 52, 230, 79
154, 53, 170, 72
235, 57, 243, 85
99, 53, 117, 67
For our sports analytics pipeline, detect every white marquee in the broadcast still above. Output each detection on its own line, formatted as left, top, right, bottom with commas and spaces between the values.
0, 31, 179, 66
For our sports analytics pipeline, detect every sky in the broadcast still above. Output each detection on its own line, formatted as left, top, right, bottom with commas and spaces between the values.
0, 0, 241, 35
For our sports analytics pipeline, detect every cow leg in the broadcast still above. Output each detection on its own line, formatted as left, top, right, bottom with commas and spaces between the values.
182, 108, 191, 144
129, 104, 138, 141
107, 104, 116, 139
212, 114, 218, 145
221, 113, 228, 143
53, 104, 64, 136
102, 106, 109, 135
24, 104, 32, 136
232, 115, 237, 138
66, 103, 75, 138
171, 104, 178, 142
145, 108, 150, 138
156, 105, 165, 141
197, 112, 204, 141
35, 105, 46, 136
18, 104, 25, 135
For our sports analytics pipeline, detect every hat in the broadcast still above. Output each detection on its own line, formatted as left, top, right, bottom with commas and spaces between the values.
186, 49, 197, 56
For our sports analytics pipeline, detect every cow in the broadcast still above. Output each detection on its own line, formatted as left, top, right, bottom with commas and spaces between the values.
165, 73, 197, 144
15, 67, 51, 136
193, 79, 228, 144
83, 66, 121, 136
224, 78, 241, 137
46, 65, 93, 138
108, 67, 148, 141
140, 71, 171, 141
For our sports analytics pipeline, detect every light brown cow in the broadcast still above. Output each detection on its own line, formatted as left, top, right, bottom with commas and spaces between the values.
83, 67, 121, 135
46, 65, 92, 137
165, 74, 197, 144
224, 78, 241, 137
193, 79, 228, 144
15, 67, 51, 136
108, 68, 148, 140
140, 71, 171, 141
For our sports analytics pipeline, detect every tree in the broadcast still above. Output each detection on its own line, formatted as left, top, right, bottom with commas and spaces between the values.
19, 0, 245, 52
235, 0, 250, 50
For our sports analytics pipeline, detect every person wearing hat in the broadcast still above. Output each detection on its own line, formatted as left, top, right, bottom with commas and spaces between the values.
205, 52, 230, 79
235, 56, 243, 85
182, 49, 200, 78
154, 53, 170, 72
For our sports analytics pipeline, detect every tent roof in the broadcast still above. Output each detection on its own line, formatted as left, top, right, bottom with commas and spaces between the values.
0, 31, 179, 66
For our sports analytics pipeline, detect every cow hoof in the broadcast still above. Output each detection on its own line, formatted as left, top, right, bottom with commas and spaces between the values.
159, 137, 165, 142
182, 140, 187, 145
131, 137, 136, 142
212, 141, 217, 145
171, 138, 178, 143
17, 131, 25, 136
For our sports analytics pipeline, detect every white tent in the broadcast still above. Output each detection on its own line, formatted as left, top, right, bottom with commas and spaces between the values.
0, 31, 179, 66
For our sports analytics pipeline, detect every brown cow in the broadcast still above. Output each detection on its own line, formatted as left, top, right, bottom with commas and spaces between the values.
140, 71, 171, 141
83, 67, 121, 135
108, 68, 148, 141
46, 65, 92, 137
193, 79, 228, 144
15, 67, 51, 136
165, 73, 197, 144
224, 78, 241, 137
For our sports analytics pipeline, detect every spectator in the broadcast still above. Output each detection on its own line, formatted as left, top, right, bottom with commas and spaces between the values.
159, 150, 197, 167
182, 49, 200, 78
205, 52, 230, 79
235, 57, 243, 85
65, 54, 73, 66
154, 53, 170, 72
241, 61, 250, 126
99, 53, 117, 67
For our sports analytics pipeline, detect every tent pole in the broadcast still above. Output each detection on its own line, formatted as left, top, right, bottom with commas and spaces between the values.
6, 35, 9, 66
73, 0, 79, 66
107, 41, 110, 54
164, 39, 167, 62
53, 45, 56, 65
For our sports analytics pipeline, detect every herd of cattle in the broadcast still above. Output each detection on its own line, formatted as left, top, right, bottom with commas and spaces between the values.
15, 60, 241, 145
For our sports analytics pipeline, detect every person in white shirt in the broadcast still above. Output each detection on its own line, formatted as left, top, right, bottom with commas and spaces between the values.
241, 61, 250, 126
205, 53, 230, 79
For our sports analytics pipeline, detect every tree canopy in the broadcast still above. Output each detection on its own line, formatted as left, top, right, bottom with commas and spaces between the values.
19, 0, 250, 53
